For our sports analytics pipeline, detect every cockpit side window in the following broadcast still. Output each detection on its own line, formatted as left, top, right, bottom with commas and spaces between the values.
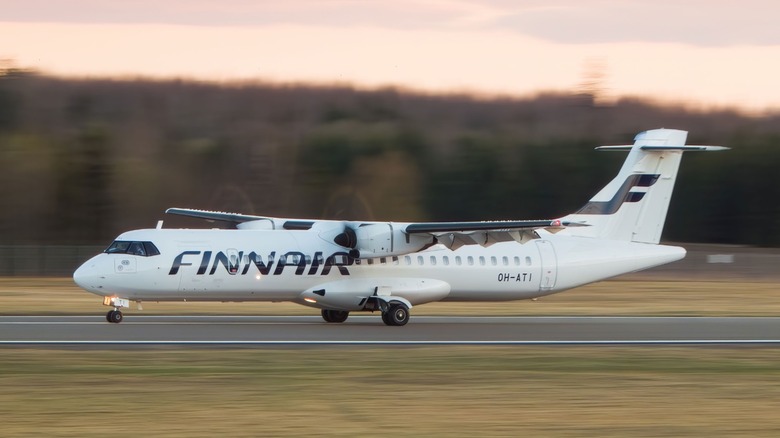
143, 242, 161, 256
105, 241, 160, 257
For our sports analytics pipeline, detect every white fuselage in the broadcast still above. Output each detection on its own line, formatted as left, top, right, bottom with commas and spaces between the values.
74, 227, 685, 307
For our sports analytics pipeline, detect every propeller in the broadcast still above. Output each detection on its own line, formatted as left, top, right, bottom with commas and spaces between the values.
333, 225, 357, 249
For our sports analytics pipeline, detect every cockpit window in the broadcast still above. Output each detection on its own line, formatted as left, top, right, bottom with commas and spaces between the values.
128, 242, 146, 256
143, 242, 161, 256
105, 241, 160, 257
105, 241, 131, 254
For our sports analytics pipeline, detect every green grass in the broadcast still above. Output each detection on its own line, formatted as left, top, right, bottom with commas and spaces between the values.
2, 348, 780, 437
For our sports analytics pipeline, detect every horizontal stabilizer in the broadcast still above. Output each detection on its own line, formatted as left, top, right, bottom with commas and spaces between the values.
596, 145, 729, 151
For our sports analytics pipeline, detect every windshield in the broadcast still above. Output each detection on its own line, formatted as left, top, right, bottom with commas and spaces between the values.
104, 240, 161, 256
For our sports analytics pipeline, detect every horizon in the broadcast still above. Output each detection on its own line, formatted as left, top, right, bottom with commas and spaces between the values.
2, 64, 767, 117
2, 1, 780, 113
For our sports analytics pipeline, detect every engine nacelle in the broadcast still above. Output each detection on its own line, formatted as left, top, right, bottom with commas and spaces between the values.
332, 223, 434, 258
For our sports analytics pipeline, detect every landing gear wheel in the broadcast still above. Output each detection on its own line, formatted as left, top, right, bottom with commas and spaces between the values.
107, 310, 123, 324
383, 303, 410, 326
321, 309, 349, 323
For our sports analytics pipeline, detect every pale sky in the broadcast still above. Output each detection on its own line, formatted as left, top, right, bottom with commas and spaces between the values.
2, 0, 780, 111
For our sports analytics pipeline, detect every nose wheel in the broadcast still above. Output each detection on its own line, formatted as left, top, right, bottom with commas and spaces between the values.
102, 297, 129, 323
106, 310, 123, 324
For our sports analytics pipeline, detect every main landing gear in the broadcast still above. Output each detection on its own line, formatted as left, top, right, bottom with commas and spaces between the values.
381, 302, 410, 327
320, 301, 409, 326
321, 309, 349, 323
320, 302, 410, 326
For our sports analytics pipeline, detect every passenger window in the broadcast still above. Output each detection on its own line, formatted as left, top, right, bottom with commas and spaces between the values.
443, 256, 449, 266
392, 256, 399, 265
479, 256, 486, 266
417, 256, 424, 265
514, 256, 520, 266
404, 256, 411, 265
380, 258, 387, 264
467, 256, 474, 266
430, 256, 437, 266
490, 256, 497, 266
502, 256, 509, 266
526, 256, 532, 266
455, 256, 462, 266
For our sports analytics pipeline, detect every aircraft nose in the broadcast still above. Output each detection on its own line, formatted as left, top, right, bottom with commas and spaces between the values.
73, 257, 106, 294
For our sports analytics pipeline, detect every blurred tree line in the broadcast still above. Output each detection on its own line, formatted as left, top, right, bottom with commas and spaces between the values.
1, 67, 779, 246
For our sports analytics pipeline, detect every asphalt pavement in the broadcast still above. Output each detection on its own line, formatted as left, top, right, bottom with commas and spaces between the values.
2, 315, 780, 346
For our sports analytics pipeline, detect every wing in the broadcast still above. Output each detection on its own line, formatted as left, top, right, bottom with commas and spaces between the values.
165, 208, 586, 252
165, 208, 316, 230
404, 219, 581, 249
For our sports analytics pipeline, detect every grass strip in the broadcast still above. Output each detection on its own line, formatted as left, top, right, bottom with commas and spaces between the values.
1, 347, 780, 437
1, 277, 779, 316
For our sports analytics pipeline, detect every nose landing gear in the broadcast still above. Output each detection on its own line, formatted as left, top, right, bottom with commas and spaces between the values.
102, 296, 130, 324
106, 310, 123, 324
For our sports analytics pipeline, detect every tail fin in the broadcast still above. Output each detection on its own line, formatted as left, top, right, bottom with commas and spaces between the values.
560, 129, 727, 244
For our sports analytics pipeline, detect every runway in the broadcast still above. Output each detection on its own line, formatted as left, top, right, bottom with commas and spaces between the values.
2, 315, 780, 346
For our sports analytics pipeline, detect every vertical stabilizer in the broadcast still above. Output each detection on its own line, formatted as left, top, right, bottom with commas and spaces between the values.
560, 129, 726, 244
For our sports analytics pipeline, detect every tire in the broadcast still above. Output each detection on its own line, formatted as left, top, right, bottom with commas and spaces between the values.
322, 309, 349, 323
106, 311, 113, 322
381, 311, 392, 325
386, 303, 410, 326
329, 310, 349, 323
109, 310, 123, 324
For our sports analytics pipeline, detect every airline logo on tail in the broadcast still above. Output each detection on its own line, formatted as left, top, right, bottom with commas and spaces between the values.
575, 174, 660, 215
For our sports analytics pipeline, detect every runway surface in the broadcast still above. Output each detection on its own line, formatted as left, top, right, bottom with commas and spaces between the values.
2, 315, 780, 346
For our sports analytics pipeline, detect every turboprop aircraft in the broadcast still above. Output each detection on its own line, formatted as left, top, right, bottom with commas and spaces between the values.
73, 129, 726, 326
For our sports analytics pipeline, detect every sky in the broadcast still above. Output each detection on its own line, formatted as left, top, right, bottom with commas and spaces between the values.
2, 0, 780, 111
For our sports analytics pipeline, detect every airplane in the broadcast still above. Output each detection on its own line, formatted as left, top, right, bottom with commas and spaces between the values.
73, 129, 726, 326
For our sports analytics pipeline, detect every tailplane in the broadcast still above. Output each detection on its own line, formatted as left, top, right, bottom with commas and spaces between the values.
560, 129, 727, 244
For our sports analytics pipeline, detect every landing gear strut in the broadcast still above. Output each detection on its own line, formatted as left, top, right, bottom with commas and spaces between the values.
321, 309, 349, 323
106, 309, 123, 324
382, 302, 410, 326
